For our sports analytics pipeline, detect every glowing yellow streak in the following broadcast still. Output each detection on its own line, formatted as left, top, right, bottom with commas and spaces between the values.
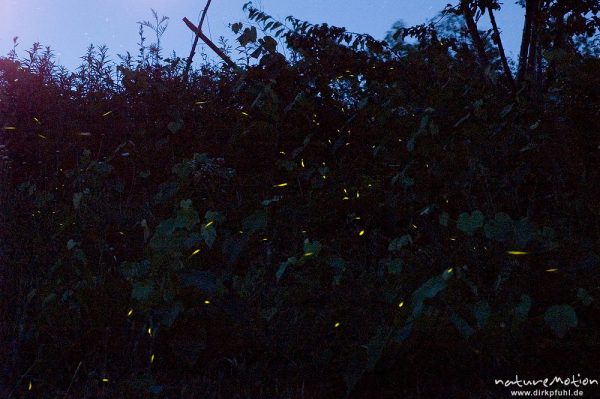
398, 301, 404, 308
546, 268, 559, 272
147, 327, 152, 336
3, 126, 16, 130
205, 221, 214, 228
127, 309, 133, 317
447, 268, 453, 273
102, 378, 109, 382
241, 111, 249, 116
204, 300, 211, 304
37, 134, 47, 139
150, 354, 155, 363
301, 159, 305, 167
273, 183, 288, 187
195, 100, 208, 105
507, 251, 529, 255
33, 117, 41, 124
342, 197, 350, 200
303, 252, 314, 257
76, 132, 92, 136
102, 111, 113, 117
359, 230, 365, 236
191, 249, 201, 256
28, 381, 32, 390
334, 322, 341, 328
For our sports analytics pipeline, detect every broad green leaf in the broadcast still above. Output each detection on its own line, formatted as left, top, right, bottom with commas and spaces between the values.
178, 271, 217, 293
577, 288, 593, 306
544, 304, 577, 338
388, 234, 412, 251
276, 256, 298, 281
439, 212, 449, 227
119, 260, 151, 280
450, 312, 475, 338
242, 210, 267, 232
472, 300, 490, 329
514, 294, 532, 321
167, 119, 184, 134
456, 210, 484, 235
484, 212, 513, 241
132, 280, 155, 302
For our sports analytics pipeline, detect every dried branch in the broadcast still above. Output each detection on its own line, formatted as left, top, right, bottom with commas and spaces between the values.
183, 0, 212, 81
182, 2, 239, 74
488, 6, 515, 93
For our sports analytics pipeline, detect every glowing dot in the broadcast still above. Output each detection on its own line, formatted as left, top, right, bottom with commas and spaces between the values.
322, 175, 327, 179
334, 322, 341, 328
241, 111, 249, 116
507, 251, 529, 255
359, 230, 365, 236
127, 309, 133, 317
398, 301, 404, 308
342, 197, 350, 200
102, 378, 109, 383
150, 354, 155, 363
447, 268, 453, 273
411, 224, 418, 229
356, 192, 360, 198
204, 300, 210, 304
147, 327, 152, 336
261, 238, 269, 241
273, 183, 288, 187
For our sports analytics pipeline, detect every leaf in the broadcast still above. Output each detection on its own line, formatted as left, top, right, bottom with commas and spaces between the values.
119, 260, 151, 280
132, 280, 155, 302
439, 212, 449, 227
303, 240, 322, 257
157, 301, 183, 327
472, 300, 490, 329
544, 304, 577, 338
410, 271, 450, 320
484, 212, 513, 241
577, 288, 593, 306
238, 26, 257, 46
178, 271, 217, 293
73, 192, 83, 209
450, 312, 475, 338
276, 257, 298, 281
67, 239, 78, 250
514, 294, 532, 321
380, 257, 403, 275
242, 210, 267, 232
167, 119, 184, 134
456, 210, 484, 235
388, 234, 412, 251
201, 225, 217, 248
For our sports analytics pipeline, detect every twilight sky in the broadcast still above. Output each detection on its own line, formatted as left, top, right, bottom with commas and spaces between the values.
0, 0, 524, 70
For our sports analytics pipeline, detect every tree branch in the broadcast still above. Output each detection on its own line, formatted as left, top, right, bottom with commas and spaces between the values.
183, 0, 213, 82
488, 6, 516, 92
182, 14, 239, 73
461, 2, 490, 68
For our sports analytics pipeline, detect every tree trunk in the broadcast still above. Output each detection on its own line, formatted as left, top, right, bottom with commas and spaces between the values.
517, 0, 534, 83
461, 2, 490, 68
488, 6, 516, 92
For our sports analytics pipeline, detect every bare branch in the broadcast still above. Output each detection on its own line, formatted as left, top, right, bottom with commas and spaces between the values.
183, 0, 213, 81
183, 17, 239, 70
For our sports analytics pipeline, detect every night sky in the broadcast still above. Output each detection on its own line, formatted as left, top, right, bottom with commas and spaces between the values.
0, 0, 524, 70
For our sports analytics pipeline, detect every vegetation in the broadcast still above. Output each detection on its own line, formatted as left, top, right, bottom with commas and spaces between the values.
1, 0, 599, 397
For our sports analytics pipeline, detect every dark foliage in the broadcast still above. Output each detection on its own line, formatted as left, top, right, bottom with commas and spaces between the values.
1, 2, 600, 398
